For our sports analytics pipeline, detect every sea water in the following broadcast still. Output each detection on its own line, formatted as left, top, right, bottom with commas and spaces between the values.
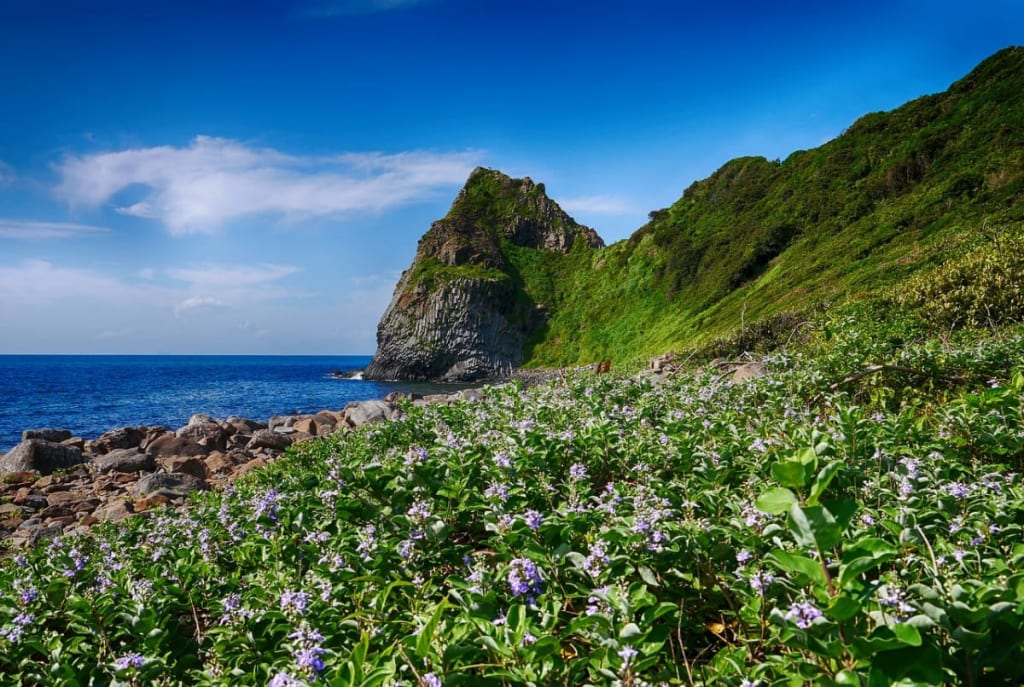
0, 355, 453, 452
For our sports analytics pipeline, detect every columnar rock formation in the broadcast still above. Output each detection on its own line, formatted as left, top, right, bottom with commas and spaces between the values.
364, 167, 604, 382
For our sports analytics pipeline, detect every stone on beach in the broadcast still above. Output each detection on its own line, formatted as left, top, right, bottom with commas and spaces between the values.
0, 439, 89, 475
93, 447, 156, 473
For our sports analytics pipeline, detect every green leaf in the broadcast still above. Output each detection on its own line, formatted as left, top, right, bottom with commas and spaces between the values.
807, 460, 843, 506
637, 565, 660, 587
789, 503, 842, 550
619, 622, 643, 640
415, 601, 447, 659
892, 622, 922, 646
756, 486, 798, 514
828, 596, 862, 621
772, 460, 812, 489
770, 550, 827, 587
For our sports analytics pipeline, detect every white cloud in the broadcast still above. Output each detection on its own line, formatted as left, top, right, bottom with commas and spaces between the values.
55, 136, 483, 235
166, 263, 301, 289
0, 218, 111, 239
174, 296, 229, 317
305, 0, 434, 17
557, 195, 635, 216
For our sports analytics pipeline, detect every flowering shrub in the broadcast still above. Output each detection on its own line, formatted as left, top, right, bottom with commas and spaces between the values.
2, 316, 1024, 685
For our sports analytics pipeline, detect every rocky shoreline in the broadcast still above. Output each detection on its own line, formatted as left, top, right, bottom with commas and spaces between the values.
0, 387, 485, 550
0, 356, 762, 551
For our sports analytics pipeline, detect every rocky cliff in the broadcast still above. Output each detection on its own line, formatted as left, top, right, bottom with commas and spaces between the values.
364, 167, 604, 382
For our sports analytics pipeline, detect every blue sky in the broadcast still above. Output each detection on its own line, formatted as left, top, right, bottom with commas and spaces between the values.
0, 0, 1020, 354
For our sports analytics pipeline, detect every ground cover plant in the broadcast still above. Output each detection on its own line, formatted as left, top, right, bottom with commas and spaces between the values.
2, 313, 1024, 686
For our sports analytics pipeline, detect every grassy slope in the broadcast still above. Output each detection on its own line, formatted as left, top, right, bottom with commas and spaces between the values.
525, 46, 1024, 367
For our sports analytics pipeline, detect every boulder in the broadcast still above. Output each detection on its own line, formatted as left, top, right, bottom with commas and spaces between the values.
132, 472, 208, 499
204, 451, 236, 476
175, 421, 228, 451
93, 447, 155, 473
268, 415, 295, 431
156, 455, 207, 479
292, 417, 317, 435
0, 440, 89, 475
732, 361, 768, 383
225, 416, 266, 434
91, 426, 148, 454
22, 428, 72, 443
145, 434, 209, 458
343, 400, 400, 428
247, 429, 293, 452
93, 498, 133, 523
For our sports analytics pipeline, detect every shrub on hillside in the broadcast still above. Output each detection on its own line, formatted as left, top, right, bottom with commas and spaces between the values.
895, 225, 1024, 330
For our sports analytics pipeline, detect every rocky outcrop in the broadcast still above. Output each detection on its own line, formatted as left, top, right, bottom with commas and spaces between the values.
364, 167, 603, 383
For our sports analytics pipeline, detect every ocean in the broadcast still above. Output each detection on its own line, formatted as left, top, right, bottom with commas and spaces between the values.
0, 355, 454, 453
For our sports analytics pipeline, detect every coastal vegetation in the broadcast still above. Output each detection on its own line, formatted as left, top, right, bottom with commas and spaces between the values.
2, 307, 1024, 686
523, 47, 1024, 367
2, 46, 1024, 687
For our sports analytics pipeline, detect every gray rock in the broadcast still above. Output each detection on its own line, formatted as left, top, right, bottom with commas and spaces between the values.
732, 361, 768, 383
343, 400, 400, 428
145, 434, 209, 458
225, 416, 267, 434
93, 447, 155, 473
246, 429, 293, 452
22, 428, 72, 443
175, 421, 228, 451
0, 440, 88, 475
133, 472, 208, 498
91, 426, 148, 454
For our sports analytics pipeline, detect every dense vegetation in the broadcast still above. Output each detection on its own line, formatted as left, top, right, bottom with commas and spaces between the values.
522, 47, 1024, 367
2, 308, 1024, 686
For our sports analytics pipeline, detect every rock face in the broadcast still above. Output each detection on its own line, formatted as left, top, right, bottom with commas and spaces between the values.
364, 167, 603, 382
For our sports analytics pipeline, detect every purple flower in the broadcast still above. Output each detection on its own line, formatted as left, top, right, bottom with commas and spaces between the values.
749, 569, 774, 593
484, 481, 509, 501
618, 645, 638, 665
253, 488, 280, 522
268, 672, 303, 687
407, 499, 432, 522
493, 453, 512, 469
521, 631, 537, 646
736, 549, 752, 564
405, 447, 429, 466
878, 585, 914, 620
523, 509, 543, 531
420, 672, 442, 687
508, 557, 542, 601
568, 463, 588, 481
584, 541, 610, 578
860, 513, 875, 527
0, 612, 34, 644
784, 601, 823, 629
398, 539, 416, 560
14, 579, 38, 605
357, 524, 377, 561
114, 653, 146, 671
945, 482, 970, 500
280, 590, 311, 616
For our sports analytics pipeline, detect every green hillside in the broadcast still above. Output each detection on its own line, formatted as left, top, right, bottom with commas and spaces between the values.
523, 46, 1024, 367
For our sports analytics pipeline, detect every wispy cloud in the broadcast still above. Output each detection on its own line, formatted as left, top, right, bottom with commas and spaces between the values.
304, 0, 434, 17
557, 195, 635, 216
174, 295, 229, 317
55, 136, 482, 235
0, 161, 13, 186
166, 263, 301, 289
0, 218, 111, 239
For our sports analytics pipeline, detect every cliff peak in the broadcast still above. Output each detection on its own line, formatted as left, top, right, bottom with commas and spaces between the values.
363, 169, 603, 382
